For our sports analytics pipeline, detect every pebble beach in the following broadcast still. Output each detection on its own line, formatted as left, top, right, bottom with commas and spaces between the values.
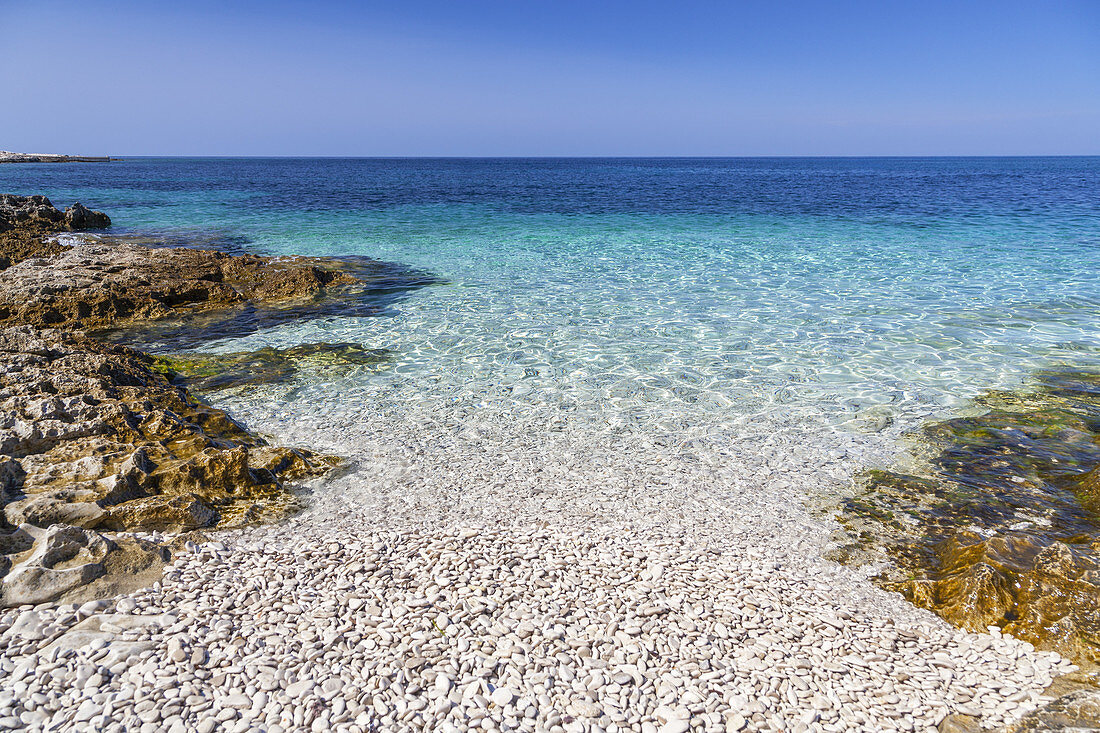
2, 157, 1099, 732
0, 418, 1077, 732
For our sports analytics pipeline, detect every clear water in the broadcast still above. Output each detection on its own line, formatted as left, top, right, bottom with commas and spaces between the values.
4, 157, 1099, 456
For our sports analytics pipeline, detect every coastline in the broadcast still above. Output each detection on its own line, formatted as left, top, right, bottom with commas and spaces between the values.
0, 152, 115, 164
0, 192, 1097, 732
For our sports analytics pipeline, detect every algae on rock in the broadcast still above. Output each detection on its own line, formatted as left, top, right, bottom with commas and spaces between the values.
152, 342, 390, 392
835, 370, 1100, 673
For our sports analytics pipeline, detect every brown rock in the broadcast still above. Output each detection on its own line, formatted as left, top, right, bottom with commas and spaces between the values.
938, 714, 982, 733
836, 369, 1100, 670
1003, 688, 1100, 732
0, 325, 333, 606
0, 194, 110, 269
62, 202, 111, 230
0, 238, 356, 330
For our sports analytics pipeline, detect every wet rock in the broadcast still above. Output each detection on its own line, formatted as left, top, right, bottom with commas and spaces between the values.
834, 369, 1100, 670
154, 342, 390, 392
1003, 689, 1100, 732
0, 325, 334, 605
62, 203, 111, 230
0, 194, 110, 269
1078, 465, 1100, 513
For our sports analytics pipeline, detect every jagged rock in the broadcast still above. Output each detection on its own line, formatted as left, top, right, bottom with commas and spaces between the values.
0, 524, 112, 605
0, 194, 65, 229
62, 202, 111, 230
0, 326, 334, 606
0, 194, 110, 269
0, 238, 357, 330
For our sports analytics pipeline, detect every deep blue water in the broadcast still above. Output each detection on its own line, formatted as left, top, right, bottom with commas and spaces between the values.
3, 157, 1099, 442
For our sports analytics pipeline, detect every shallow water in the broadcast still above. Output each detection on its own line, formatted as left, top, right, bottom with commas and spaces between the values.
3, 157, 1099, 460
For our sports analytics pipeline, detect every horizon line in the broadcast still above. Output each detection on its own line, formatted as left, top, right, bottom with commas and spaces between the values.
18, 153, 1100, 160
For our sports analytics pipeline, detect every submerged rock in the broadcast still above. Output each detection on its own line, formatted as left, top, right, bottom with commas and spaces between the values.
835, 370, 1100, 674
1004, 688, 1100, 732
153, 342, 390, 392
0, 233, 436, 346
0, 325, 335, 606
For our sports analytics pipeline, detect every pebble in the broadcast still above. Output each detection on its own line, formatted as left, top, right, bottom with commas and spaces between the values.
0, 421, 1075, 733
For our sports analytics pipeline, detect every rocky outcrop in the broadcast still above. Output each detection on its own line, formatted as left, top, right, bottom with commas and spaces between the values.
62, 202, 111, 230
834, 370, 1100, 673
0, 326, 333, 606
0, 194, 110, 269
0, 239, 358, 331
0, 195, 436, 607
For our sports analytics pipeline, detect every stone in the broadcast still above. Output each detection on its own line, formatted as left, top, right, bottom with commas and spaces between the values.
659, 720, 691, 733
0, 194, 109, 269
0, 524, 111, 605
0, 325, 337, 606
62, 203, 111, 230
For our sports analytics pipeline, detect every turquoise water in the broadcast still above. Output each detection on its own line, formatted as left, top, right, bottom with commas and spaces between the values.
3, 158, 1099, 450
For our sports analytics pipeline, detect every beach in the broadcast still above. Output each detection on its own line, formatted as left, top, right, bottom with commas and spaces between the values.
2, 158, 1100, 732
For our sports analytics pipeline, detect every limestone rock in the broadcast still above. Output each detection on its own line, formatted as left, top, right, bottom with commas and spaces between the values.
0, 523, 112, 605
1003, 689, 1100, 732
0, 238, 356, 331
0, 194, 110, 269
62, 202, 111, 230
0, 326, 333, 606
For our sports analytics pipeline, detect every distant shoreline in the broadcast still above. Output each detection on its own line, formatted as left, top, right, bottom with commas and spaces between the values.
0, 151, 116, 163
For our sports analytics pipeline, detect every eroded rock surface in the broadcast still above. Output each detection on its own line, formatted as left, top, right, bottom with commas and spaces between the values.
0, 238, 357, 331
0, 194, 110, 268
0, 196, 436, 607
0, 326, 333, 606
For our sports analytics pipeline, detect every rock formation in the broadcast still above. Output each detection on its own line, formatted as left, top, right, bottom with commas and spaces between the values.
0, 193, 437, 608
0, 326, 333, 605
0, 194, 111, 269
0, 152, 113, 164
0, 238, 358, 330
0, 194, 395, 606
835, 370, 1100, 674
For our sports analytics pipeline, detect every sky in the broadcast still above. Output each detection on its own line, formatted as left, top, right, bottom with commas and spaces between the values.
2, 0, 1099, 156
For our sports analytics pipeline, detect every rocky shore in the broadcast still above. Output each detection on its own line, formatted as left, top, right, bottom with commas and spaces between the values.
0, 152, 114, 164
835, 370, 1100, 678
0, 195, 369, 607
1, 193, 1098, 732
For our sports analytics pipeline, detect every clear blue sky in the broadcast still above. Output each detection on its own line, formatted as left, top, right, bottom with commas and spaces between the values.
3, 0, 1099, 155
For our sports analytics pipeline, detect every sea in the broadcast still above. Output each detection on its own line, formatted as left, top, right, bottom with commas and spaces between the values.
3, 157, 1099, 489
